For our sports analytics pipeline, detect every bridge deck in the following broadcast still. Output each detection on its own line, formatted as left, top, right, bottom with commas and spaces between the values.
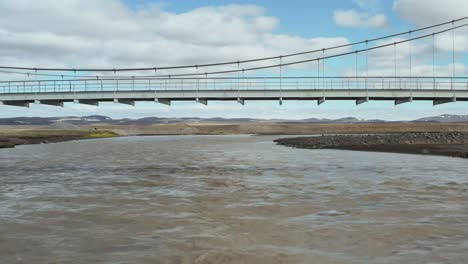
0, 89, 467, 107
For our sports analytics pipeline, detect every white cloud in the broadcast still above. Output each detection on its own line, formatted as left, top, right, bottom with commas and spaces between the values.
393, 0, 468, 25
334, 9, 388, 29
393, 0, 468, 51
0, 0, 348, 72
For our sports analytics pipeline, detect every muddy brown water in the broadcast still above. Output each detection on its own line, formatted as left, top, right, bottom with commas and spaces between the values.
1, 135, 468, 263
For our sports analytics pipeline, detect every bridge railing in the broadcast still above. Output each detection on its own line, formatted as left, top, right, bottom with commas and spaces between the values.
1, 77, 468, 94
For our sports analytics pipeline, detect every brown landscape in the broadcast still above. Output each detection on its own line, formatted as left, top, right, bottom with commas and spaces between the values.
87, 122, 468, 136
3, 122, 468, 159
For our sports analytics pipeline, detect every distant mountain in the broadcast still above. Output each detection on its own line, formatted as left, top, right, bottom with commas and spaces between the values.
414, 114, 468, 123
334, 117, 360, 123
1, 114, 467, 126
203, 117, 260, 123
0, 117, 56, 125
282, 117, 385, 124
0, 115, 112, 125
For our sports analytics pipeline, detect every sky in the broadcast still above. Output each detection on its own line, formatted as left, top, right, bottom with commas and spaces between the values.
0, 0, 467, 120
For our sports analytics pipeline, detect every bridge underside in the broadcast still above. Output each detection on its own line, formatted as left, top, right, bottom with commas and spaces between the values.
1, 89, 467, 107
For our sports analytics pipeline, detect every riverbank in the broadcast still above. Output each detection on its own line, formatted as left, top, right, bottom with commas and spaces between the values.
0, 130, 119, 149
3, 122, 468, 151
275, 132, 468, 158
88, 122, 468, 136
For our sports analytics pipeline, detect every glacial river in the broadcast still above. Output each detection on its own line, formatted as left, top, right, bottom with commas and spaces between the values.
1, 135, 467, 263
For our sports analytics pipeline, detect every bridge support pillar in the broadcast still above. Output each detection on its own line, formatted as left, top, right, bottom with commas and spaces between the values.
395, 97, 413, 105
318, 97, 326, 105
433, 97, 456, 106
114, 99, 135, 106
237, 98, 245, 106
156, 98, 171, 106
356, 97, 369, 105
0, 101, 30, 107
74, 99, 99, 106
196, 98, 208, 105
35, 100, 64, 107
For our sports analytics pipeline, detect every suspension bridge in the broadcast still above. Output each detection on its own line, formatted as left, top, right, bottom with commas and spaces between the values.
1, 18, 467, 108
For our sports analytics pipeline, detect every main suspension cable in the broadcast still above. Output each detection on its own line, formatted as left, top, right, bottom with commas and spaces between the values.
127, 22, 468, 79
1, 22, 467, 81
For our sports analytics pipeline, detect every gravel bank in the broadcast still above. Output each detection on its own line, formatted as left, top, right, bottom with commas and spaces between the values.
275, 132, 468, 158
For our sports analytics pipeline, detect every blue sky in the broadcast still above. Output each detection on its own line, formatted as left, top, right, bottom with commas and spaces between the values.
124, 0, 406, 38
0, 0, 467, 120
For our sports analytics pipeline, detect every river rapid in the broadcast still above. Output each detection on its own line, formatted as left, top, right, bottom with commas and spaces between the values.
1, 135, 467, 263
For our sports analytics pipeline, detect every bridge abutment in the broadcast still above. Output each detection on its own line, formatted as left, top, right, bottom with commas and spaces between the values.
433, 97, 456, 106
395, 97, 413, 105
356, 97, 369, 106
196, 98, 208, 105
0, 101, 30, 107
113, 99, 135, 106
74, 99, 99, 106
318, 97, 326, 105
156, 98, 171, 106
35, 100, 64, 107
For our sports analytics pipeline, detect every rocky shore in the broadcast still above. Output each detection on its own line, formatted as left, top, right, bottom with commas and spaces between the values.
275, 132, 468, 158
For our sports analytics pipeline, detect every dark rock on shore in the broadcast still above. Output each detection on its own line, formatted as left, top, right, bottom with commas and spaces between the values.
275, 132, 468, 158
